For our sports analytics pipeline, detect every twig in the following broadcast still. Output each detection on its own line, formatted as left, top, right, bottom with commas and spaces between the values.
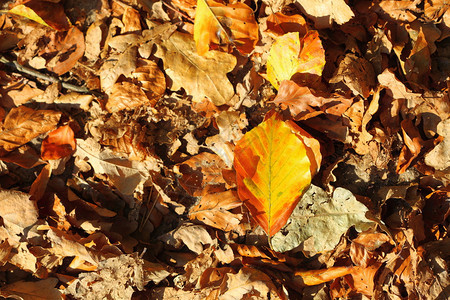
0, 55, 90, 93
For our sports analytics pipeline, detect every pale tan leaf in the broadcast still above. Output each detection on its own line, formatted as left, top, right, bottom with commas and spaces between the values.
0, 278, 62, 300
296, 0, 355, 28
0, 106, 61, 153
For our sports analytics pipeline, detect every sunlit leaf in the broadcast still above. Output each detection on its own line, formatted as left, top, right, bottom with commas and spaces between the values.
294, 266, 355, 286
41, 125, 76, 160
8, 1, 71, 31
234, 112, 319, 237
267, 31, 325, 89
194, 0, 258, 55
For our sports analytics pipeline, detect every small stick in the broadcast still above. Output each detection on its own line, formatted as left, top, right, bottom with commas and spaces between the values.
0, 56, 90, 93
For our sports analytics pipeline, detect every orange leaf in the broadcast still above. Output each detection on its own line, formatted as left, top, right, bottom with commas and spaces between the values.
8, 0, 71, 31
266, 13, 308, 36
234, 112, 319, 237
294, 266, 355, 286
41, 125, 76, 160
193, 0, 258, 55
267, 31, 325, 89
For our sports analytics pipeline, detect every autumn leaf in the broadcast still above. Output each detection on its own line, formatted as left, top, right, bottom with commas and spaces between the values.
234, 112, 319, 237
8, 0, 71, 31
193, 0, 259, 55
296, 0, 355, 28
295, 266, 355, 286
0, 106, 61, 155
41, 125, 76, 160
155, 31, 236, 106
267, 31, 325, 89
188, 190, 242, 231
0, 278, 62, 300
266, 13, 308, 36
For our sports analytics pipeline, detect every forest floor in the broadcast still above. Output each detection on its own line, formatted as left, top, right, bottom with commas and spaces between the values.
0, 0, 449, 299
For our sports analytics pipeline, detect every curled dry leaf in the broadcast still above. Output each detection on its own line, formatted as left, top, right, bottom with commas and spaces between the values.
131, 58, 166, 102
396, 119, 424, 174
295, 266, 355, 286
29, 163, 52, 201
267, 31, 325, 89
194, 0, 259, 55
41, 125, 77, 160
0, 106, 61, 154
188, 189, 242, 231
266, 13, 308, 37
155, 31, 236, 106
234, 112, 320, 237
0, 278, 61, 300
8, 0, 71, 31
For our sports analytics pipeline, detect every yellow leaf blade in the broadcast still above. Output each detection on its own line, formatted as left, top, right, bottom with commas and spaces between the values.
234, 113, 313, 237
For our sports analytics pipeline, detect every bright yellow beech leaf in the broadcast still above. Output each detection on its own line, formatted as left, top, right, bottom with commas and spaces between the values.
267, 31, 325, 89
194, 0, 259, 56
234, 112, 319, 237
8, 2, 71, 31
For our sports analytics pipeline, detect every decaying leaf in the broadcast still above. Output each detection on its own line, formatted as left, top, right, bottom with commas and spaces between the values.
234, 112, 319, 237
0, 278, 62, 300
271, 185, 375, 253
0, 106, 61, 154
267, 31, 325, 89
296, 0, 355, 28
194, 0, 258, 55
105, 81, 150, 113
188, 189, 242, 231
155, 31, 236, 106
295, 266, 355, 286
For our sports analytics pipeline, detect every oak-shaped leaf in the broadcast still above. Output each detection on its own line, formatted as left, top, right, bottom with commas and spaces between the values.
0, 106, 61, 155
155, 31, 236, 106
234, 112, 320, 237
267, 31, 325, 89
194, 0, 258, 55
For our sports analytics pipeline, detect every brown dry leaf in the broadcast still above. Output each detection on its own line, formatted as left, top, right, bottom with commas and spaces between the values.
0, 106, 61, 154
122, 6, 141, 33
350, 232, 391, 267
219, 266, 283, 299
266, 13, 308, 37
131, 58, 166, 102
63, 254, 165, 299
0, 145, 45, 169
175, 152, 229, 196
295, 0, 355, 28
330, 53, 375, 98
377, 0, 418, 22
105, 81, 150, 113
174, 247, 215, 289
100, 45, 138, 93
378, 68, 422, 100
0, 80, 44, 107
0, 190, 39, 241
272, 80, 353, 119
397, 119, 424, 174
29, 163, 52, 201
188, 190, 242, 231
347, 262, 383, 296
0, 278, 62, 300
194, 0, 259, 55
155, 31, 236, 106
45, 26, 86, 75
405, 27, 431, 85
159, 223, 216, 254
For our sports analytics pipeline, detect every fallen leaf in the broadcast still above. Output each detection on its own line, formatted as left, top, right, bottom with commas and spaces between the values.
100, 46, 138, 93
234, 112, 318, 237
219, 266, 283, 299
271, 185, 375, 253
41, 125, 77, 160
0, 106, 61, 154
377, 0, 418, 22
105, 81, 150, 113
155, 31, 236, 105
296, 0, 355, 28
396, 119, 424, 174
131, 58, 166, 102
0, 278, 62, 300
295, 266, 355, 286
266, 13, 308, 37
158, 223, 215, 254
188, 190, 242, 231
267, 31, 325, 89
75, 138, 160, 195
194, 0, 258, 55
347, 262, 383, 296
405, 27, 431, 85
8, 0, 71, 31
29, 163, 52, 201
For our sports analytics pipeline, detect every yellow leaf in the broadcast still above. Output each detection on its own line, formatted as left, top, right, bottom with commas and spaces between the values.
8, 2, 71, 31
194, 0, 258, 55
267, 31, 325, 89
234, 113, 319, 237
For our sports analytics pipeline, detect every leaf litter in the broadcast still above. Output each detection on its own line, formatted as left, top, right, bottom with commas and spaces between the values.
0, 0, 448, 299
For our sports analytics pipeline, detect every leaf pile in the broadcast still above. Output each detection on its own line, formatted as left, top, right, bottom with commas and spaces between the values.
0, 0, 449, 299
